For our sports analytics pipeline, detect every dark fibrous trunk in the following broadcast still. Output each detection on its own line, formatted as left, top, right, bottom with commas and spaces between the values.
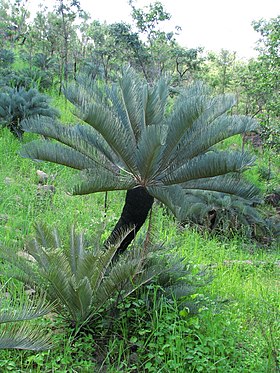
9, 123, 24, 140
106, 187, 154, 255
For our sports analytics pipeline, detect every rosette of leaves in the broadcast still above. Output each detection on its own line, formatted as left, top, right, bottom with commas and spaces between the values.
20, 68, 260, 253
0, 224, 197, 328
0, 86, 60, 139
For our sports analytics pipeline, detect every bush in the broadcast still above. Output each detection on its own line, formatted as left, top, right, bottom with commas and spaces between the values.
0, 224, 206, 331
0, 49, 14, 68
0, 86, 60, 139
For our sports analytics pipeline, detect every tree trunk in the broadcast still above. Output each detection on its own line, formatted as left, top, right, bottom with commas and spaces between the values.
106, 187, 154, 255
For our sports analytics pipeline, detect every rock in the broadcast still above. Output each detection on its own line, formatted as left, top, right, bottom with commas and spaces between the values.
4, 177, 13, 185
37, 184, 56, 194
0, 214, 8, 223
36, 169, 49, 184
17, 251, 36, 262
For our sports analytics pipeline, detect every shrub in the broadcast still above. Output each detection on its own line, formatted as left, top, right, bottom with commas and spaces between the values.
0, 49, 14, 68
0, 86, 60, 139
0, 224, 204, 330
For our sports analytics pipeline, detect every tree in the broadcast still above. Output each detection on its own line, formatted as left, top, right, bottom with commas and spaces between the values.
80, 20, 147, 82
0, 0, 30, 48
20, 68, 259, 254
205, 49, 237, 94
238, 17, 280, 119
252, 17, 280, 141
129, 0, 180, 80
80, 20, 126, 82
172, 46, 205, 84
235, 17, 280, 173
52, 0, 85, 91
109, 22, 148, 76
129, 0, 171, 44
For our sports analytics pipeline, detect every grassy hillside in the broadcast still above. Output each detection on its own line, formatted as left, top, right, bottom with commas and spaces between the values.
0, 109, 279, 372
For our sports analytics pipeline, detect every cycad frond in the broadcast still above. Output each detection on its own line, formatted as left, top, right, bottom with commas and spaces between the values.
34, 223, 61, 249
0, 291, 53, 350
113, 69, 145, 139
160, 91, 207, 167
136, 125, 167, 181
21, 116, 116, 165
162, 151, 255, 185
72, 168, 136, 195
66, 82, 139, 175
147, 185, 186, 218
0, 294, 52, 324
179, 114, 258, 162
20, 140, 96, 170
0, 323, 52, 350
181, 174, 260, 200
145, 76, 169, 126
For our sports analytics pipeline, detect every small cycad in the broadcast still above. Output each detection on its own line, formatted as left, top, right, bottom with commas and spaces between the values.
0, 86, 59, 139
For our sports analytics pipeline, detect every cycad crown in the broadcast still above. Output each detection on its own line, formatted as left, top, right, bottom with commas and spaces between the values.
0, 86, 60, 139
20, 68, 259, 223
0, 224, 194, 327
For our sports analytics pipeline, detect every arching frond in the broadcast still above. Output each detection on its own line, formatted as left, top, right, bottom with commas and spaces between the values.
0, 323, 52, 350
21, 116, 118, 165
34, 223, 61, 249
0, 291, 53, 350
178, 114, 258, 162
66, 83, 139, 175
0, 295, 52, 324
72, 169, 137, 195
20, 140, 96, 170
161, 151, 255, 185
160, 92, 207, 167
107, 83, 139, 141
118, 68, 146, 139
195, 93, 237, 124
147, 185, 186, 218
181, 174, 260, 200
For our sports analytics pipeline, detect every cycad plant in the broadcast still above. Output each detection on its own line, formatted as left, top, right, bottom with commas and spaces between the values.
0, 225, 183, 328
180, 190, 266, 234
20, 68, 260, 253
0, 49, 14, 68
0, 86, 60, 139
0, 289, 53, 350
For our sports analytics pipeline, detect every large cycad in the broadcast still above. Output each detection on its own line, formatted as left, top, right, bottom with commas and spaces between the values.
21, 68, 259, 252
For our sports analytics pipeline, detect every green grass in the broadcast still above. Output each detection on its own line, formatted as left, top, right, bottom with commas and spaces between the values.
0, 113, 279, 372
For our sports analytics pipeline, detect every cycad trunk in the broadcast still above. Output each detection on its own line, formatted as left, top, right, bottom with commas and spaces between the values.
106, 187, 154, 255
